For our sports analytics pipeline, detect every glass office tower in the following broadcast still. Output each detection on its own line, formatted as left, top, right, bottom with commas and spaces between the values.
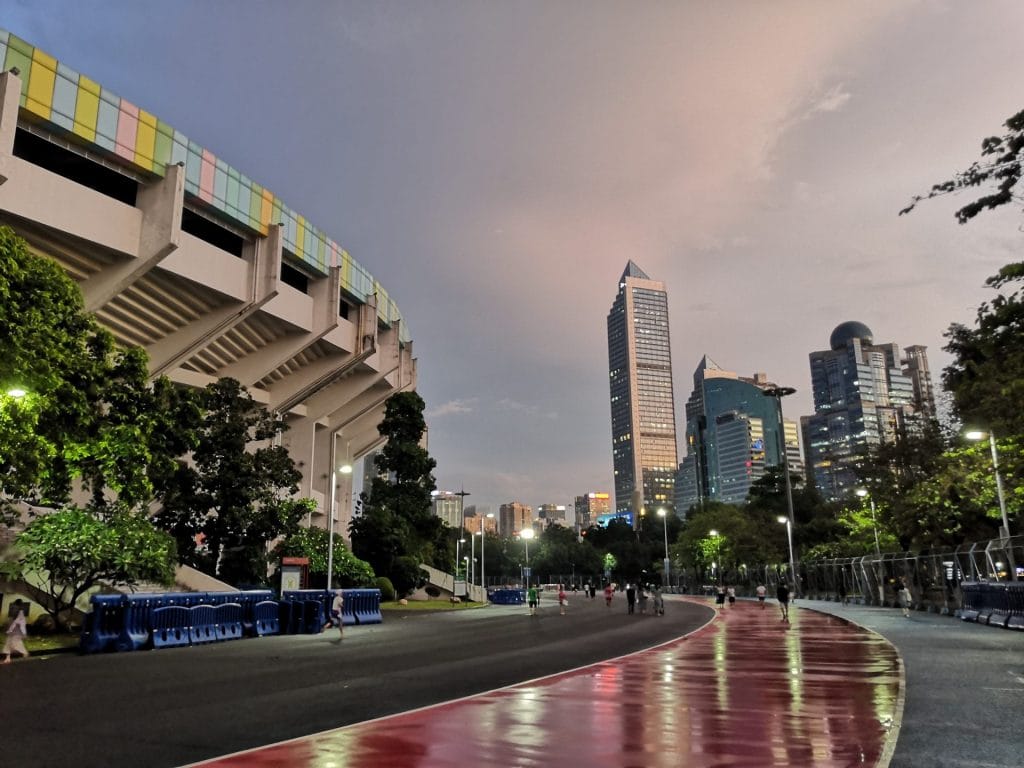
607, 262, 678, 522
800, 321, 934, 500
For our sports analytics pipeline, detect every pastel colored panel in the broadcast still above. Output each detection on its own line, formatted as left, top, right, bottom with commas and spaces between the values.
134, 110, 157, 171
184, 141, 202, 194
213, 157, 228, 209
114, 99, 138, 161
261, 190, 274, 233
72, 75, 99, 141
50, 62, 79, 131
5, 35, 33, 108
295, 215, 306, 258
95, 89, 119, 152
153, 120, 174, 172
170, 129, 188, 166
26, 47, 57, 120
198, 148, 215, 202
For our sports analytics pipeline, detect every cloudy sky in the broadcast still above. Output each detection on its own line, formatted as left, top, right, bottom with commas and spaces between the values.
6, 1, 1024, 515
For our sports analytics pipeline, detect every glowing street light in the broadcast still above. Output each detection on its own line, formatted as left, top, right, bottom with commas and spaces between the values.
855, 489, 885, 604
657, 508, 670, 585
966, 429, 1015, 581
6, 388, 27, 398
763, 385, 799, 595
521, 527, 535, 587
326, 462, 353, 589
777, 516, 795, 589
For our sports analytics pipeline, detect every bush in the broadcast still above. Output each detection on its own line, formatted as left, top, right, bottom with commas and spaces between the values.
375, 576, 396, 602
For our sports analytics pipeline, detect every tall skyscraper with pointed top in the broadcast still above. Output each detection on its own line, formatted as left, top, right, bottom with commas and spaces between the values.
607, 262, 678, 522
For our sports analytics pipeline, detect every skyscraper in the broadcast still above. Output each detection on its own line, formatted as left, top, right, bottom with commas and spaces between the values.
675, 356, 802, 513
607, 262, 678, 520
800, 321, 936, 499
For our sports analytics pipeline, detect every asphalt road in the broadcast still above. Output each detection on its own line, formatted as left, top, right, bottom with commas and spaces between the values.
2, 593, 713, 768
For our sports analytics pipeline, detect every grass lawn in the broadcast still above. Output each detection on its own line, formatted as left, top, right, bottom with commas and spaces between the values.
380, 600, 486, 611
24, 633, 80, 654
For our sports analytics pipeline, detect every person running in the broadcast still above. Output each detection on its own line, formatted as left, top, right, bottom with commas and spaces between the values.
527, 585, 539, 615
329, 589, 344, 641
716, 585, 726, 607
777, 582, 791, 622
638, 585, 649, 615
756, 584, 767, 609
726, 585, 736, 606
652, 586, 665, 616
625, 583, 637, 614
604, 583, 614, 608
558, 585, 568, 616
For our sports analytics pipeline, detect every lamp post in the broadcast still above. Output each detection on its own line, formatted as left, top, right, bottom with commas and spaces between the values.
521, 527, 535, 587
327, 462, 353, 589
966, 429, 1016, 581
709, 528, 721, 582
470, 533, 476, 587
855, 489, 885, 603
763, 385, 799, 595
479, 513, 494, 593
777, 516, 795, 590
657, 508, 670, 585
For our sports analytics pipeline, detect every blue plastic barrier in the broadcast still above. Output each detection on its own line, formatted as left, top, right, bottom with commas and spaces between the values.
79, 594, 127, 653
214, 602, 244, 641
348, 589, 383, 625
959, 583, 982, 622
151, 605, 191, 649
253, 600, 280, 636
189, 604, 218, 644
117, 593, 162, 651
489, 589, 526, 605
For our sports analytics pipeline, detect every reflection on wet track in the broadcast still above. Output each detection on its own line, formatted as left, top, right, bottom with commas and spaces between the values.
187, 601, 901, 768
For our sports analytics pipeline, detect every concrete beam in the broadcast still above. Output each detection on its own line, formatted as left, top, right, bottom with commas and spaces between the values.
0, 70, 20, 183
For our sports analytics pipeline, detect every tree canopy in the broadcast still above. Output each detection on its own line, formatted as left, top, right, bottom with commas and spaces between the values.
349, 391, 440, 596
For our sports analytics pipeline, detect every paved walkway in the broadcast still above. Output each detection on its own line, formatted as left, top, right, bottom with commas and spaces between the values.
185, 599, 903, 768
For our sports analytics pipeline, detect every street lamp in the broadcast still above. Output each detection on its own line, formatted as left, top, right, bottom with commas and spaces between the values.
777, 516, 795, 590
709, 528, 721, 582
6, 387, 26, 398
966, 429, 1016, 581
763, 385, 798, 595
521, 527, 535, 587
478, 512, 494, 594
657, 508, 670, 585
327, 462, 352, 589
855, 489, 885, 603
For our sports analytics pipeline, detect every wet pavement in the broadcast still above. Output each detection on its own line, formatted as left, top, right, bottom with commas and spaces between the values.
186, 599, 902, 768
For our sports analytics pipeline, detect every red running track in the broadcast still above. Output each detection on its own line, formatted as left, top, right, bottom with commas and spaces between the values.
186, 600, 902, 768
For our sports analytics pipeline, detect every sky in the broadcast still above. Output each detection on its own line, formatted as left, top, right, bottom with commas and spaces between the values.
5, 1, 1024, 516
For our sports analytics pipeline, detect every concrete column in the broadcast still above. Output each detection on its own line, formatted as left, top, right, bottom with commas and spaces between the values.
0, 70, 22, 184
147, 224, 280, 378
82, 163, 184, 312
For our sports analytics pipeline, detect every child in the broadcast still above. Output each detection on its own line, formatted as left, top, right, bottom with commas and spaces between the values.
2, 600, 29, 664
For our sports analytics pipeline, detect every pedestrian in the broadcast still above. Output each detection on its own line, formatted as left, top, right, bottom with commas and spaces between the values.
715, 585, 726, 607
527, 585, 539, 615
652, 586, 665, 616
329, 589, 344, 641
897, 576, 911, 617
558, 585, 568, 615
756, 584, 767, 608
726, 585, 736, 606
604, 583, 614, 608
625, 583, 637, 614
638, 584, 649, 615
838, 582, 848, 606
2, 599, 29, 664
777, 582, 790, 622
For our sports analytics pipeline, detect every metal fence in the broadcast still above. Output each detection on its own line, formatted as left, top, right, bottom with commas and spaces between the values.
667, 534, 1024, 614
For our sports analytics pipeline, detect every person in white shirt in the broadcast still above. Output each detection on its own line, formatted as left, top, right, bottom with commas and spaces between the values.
2, 600, 29, 664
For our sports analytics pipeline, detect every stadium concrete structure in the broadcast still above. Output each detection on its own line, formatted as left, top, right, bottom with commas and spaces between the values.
0, 31, 414, 538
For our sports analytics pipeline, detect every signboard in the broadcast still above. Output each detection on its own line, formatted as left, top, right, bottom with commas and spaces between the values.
522, 567, 532, 578
454, 579, 466, 597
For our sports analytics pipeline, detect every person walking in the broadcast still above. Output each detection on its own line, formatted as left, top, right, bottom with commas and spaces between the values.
897, 576, 911, 617
726, 585, 736, 607
527, 585, 539, 616
777, 582, 791, 622
638, 585, 649, 615
715, 585, 726, 607
838, 582, 848, 606
756, 584, 767, 609
625, 583, 637, 614
328, 589, 344, 641
2, 600, 29, 664
558, 585, 568, 616
652, 586, 665, 616
604, 583, 614, 608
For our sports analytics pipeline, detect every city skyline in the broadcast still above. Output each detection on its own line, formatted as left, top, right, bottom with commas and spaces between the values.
6, 2, 1024, 515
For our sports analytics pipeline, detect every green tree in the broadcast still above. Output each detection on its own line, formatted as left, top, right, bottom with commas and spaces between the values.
154, 378, 310, 586
14, 504, 176, 630
349, 392, 439, 596
273, 525, 375, 587
943, 262, 1024, 441
532, 524, 602, 582
0, 226, 185, 514
900, 108, 1024, 223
